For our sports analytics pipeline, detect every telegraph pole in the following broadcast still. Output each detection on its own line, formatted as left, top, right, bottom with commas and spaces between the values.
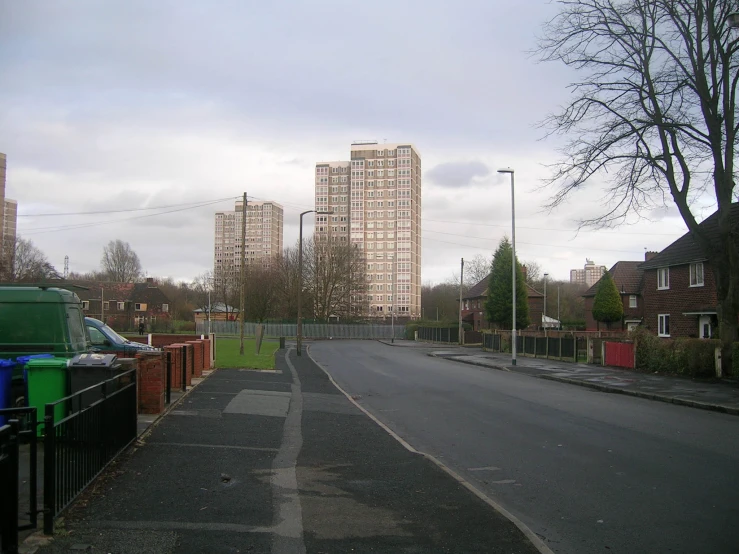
239, 192, 247, 355
458, 258, 464, 345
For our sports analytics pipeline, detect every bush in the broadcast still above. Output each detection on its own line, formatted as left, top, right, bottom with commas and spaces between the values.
633, 327, 719, 377
405, 322, 419, 340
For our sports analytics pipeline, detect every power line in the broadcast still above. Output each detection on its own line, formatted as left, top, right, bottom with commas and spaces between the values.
22, 197, 237, 235
422, 233, 645, 255
18, 197, 238, 217
423, 217, 683, 237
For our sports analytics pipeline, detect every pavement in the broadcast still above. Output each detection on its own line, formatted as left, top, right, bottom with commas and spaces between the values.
25, 347, 543, 554
379, 340, 739, 415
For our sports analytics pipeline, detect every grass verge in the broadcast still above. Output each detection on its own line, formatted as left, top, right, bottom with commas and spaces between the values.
215, 337, 279, 369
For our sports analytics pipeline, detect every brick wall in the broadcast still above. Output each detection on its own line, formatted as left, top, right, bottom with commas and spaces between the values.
642, 264, 718, 338
136, 351, 165, 414
148, 334, 203, 348
186, 341, 204, 377
202, 339, 212, 369
163, 345, 183, 389
169, 344, 193, 386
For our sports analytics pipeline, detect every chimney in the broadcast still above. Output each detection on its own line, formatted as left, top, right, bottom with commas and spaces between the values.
521, 264, 528, 281
645, 251, 658, 261
146, 277, 155, 287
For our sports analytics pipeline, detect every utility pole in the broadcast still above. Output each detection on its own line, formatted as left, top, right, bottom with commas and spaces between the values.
101, 287, 105, 322
391, 258, 396, 343
557, 286, 561, 331
458, 258, 464, 345
239, 192, 247, 355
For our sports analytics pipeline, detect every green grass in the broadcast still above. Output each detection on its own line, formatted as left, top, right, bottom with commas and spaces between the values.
215, 337, 279, 369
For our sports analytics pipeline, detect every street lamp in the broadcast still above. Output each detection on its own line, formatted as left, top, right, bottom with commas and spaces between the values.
297, 209, 332, 356
497, 168, 517, 366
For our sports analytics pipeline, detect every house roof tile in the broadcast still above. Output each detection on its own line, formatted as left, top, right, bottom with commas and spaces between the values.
639, 203, 739, 270
463, 274, 543, 300
583, 261, 644, 297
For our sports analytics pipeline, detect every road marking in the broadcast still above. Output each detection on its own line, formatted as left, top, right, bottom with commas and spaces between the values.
468, 466, 501, 472
307, 346, 555, 554
491, 479, 517, 484
146, 442, 278, 452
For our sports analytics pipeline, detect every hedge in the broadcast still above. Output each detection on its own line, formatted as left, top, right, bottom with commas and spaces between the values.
633, 328, 719, 377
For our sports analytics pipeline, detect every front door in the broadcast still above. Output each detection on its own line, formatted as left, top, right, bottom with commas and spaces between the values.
699, 315, 713, 339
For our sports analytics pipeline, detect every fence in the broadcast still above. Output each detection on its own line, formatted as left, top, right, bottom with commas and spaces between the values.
416, 327, 460, 343
0, 421, 19, 553
198, 321, 405, 340
43, 369, 138, 534
482, 331, 578, 362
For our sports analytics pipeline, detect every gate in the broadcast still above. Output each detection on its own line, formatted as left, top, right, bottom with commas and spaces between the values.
604, 341, 635, 369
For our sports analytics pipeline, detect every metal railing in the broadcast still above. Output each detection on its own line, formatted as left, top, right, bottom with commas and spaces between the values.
43, 369, 137, 534
416, 327, 460, 343
0, 421, 20, 554
198, 321, 405, 340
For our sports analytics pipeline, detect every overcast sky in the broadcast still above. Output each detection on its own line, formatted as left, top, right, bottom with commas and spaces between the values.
0, 0, 706, 286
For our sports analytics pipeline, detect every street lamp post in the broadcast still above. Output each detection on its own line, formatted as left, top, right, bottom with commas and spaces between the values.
497, 168, 517, 366
297, 209, 332, 356
543, 272, 549, 334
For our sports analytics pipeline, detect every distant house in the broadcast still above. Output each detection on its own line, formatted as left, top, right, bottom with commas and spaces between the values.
461, 273, 545, 331
637, 205, 739, 339
65, 277, 172, 331
583, 260, 645, 332
193, 303, 240, 324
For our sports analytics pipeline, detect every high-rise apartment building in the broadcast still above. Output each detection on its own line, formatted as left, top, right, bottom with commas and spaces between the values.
214, 199, 283, 283
0, 153, 17, 266
570, 259, 607, 287
315, 141, 421, 318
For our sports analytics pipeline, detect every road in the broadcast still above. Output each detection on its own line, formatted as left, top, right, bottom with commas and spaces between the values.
309, 340, 739, 554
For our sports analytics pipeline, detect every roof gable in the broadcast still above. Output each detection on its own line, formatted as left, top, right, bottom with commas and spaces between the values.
639, 203, 739, 270
583, 261, 644, 297
462, 274, 543, 300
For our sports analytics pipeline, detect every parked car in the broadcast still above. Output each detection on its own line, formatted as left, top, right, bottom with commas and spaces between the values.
85, 317, 155, 354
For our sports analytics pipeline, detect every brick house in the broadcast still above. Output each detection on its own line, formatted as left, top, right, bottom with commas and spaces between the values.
65, 277, 172, 331
636, 206, 738, 338
461, 274, 544, 331
583, 260, 645, 331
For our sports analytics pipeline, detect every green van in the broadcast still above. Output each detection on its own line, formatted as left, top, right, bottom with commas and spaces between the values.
0, 285, 90, 384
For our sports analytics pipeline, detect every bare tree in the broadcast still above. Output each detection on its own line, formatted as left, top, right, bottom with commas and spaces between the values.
522, 260, 542, 283
304, 237, 367, 321
2, 236, 60, 281
275, 246, 302, 320
465, 254, 491, 286
101, 240, 143, 282
244, 264, 283, 322
538, 1, 739, 357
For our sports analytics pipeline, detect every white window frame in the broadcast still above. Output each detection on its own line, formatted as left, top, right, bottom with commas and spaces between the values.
117, 302, 125, 310
135, 303, 144, 311
657, 267, 670, 290
689, 262, 704, 287
81, 300, 89, 310
658, 314, 670, 337
629, 295, 637, 308
162, 303, 169, 313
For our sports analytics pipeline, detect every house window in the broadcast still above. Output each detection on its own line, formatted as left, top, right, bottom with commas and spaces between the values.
117, 302, 125, 311
135, 303, 145, 311
658, 314, 670, 337
690, 262, 704, 287
162, 303, 169, 313
657, 268, 669, 290
81, 301, 89, 310
629, 295, 637, 308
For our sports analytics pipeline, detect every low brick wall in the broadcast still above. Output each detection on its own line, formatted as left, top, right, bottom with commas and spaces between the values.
163, 345, 183, 389
202, 339, 212, 369
136, 351, 165, 414
149, 334, 203, 348
186, 341, 204, 377
169, 343, 193, 387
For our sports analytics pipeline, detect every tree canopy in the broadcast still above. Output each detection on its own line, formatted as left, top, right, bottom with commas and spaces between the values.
484, 237, 529, 329
592, 271, 623, 329
101, 239, 143, 282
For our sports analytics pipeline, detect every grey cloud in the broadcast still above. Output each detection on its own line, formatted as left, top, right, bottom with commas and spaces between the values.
425, 161, 491, 189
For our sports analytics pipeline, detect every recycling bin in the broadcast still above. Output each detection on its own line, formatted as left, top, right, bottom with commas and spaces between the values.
0, 359, 15, 425
25, 357, 70, 435
68, 354, 123, 409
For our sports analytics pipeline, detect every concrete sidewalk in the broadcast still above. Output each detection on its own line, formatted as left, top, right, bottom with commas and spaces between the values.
423, 345, 739, 415
29, 348, 543, 554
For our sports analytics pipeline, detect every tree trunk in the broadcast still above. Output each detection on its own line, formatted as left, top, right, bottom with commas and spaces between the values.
711, 251, 739, 374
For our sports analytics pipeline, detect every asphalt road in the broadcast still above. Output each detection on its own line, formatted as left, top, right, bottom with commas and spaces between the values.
309, 340, 739, 554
